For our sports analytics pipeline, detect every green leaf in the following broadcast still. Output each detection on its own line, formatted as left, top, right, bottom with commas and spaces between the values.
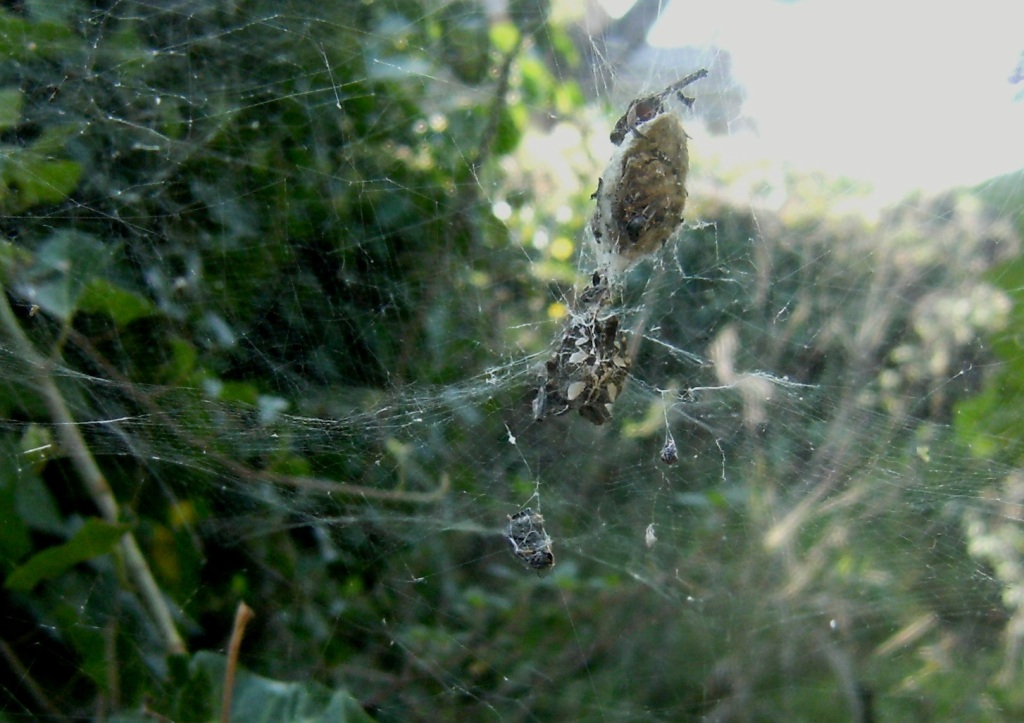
0, 441, 33, 565
79, 277, 157, 326
0, 238, 32, 276
0, 126, 83, 212
5, 518, 128, 591
493, 104, 524, 156
18, 421, 57, 465
11, 230, 111, 321
11, 424, 65, 536
28, 124, 79, 155
5, 156, 82, 210
162, 337, 199, 383
490, 20, 519, 54
196, 651, 374, 723
115, 651, 375, 723
976, 169, 1024, 238
0, 87, 23, 131
16, 470, 64, 536
25, 0, 76, 24
0, 10, 76, 63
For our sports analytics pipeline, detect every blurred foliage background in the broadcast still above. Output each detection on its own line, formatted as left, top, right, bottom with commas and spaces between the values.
2, 1, 1024, 721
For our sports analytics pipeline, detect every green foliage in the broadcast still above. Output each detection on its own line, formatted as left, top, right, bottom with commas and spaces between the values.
7, 230, 112, 321
0, 125, 84, 213
112, 652, 373, 723
0, 0, 567, 718
5, 518, 128, 592
0, 87, 24, 130
0, 1, 1022, 720
954, 171, 1024, 463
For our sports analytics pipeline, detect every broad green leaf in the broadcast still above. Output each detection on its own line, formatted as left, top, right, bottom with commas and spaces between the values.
493, 104, 525, 156
15, 470, 64, 536
5, 518, 128, 591
0, 87, 23, 130
553, 80, 585, 115
97, 24, 150, 75
5, 156, 82, 210
13, 426, 64, 534
27, 124, 78, 155
53, 597, 109, 689
79, 277, 157, 326
0, 441, 32, 565
18, 422, 57, 466
0, 126, 83, 212
519, 55, 553, 105
6, 424, 65, 537
162, 337, 199, 383
25, 0, 76, 24
11, 230, 111, 321
0, 10, 76, 62
0, 239, 32, 274
490, 21, 519, 54
194, 651, 375, 723
113, 651, 375, 723
976, 169, 1024, 238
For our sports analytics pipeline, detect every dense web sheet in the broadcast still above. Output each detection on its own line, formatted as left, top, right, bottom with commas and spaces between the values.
2, 1, 1024, 721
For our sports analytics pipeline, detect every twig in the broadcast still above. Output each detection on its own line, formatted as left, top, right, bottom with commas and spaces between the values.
0, 287, 186, 655
104, 616, 120, 712
471, 32, 525, 171
221, 601, 255, 723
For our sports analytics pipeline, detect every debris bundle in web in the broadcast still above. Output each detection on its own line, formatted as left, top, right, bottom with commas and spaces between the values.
591, 68, 706, 280
510, 70, 707, 572
505, 508, 555, 571
532, 271, 631, 426
533, 69, 707, 428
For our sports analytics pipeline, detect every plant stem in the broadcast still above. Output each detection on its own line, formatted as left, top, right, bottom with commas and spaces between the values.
221, 601, 255, 723
0, 288, 186, 655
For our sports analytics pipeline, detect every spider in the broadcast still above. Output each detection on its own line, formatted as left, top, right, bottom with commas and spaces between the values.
505, 508, 555, 571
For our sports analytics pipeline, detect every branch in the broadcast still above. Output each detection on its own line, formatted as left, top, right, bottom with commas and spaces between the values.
471, 31, 525, 171
0, 288, 186, 655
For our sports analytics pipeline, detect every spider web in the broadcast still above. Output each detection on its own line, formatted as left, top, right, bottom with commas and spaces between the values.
2, 1, 1024, 720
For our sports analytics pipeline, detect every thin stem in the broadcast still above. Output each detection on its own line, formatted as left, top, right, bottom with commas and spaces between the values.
221, 601, 255, 723
0, 288, 186, 655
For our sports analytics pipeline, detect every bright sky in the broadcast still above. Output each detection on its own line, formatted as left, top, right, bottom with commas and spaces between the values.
613, 0, 1024, 200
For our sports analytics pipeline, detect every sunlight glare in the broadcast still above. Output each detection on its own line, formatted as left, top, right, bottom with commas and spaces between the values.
647, 0, 1024, 198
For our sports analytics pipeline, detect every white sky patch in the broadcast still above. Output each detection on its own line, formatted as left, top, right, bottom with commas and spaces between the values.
638, 0, 1024, 199
599, 0, 636, 19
